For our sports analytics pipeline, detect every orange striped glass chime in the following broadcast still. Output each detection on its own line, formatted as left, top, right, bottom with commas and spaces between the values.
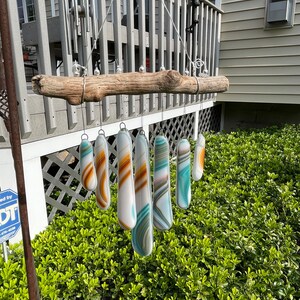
78, 124, 206, 257
78, 63, 206, 257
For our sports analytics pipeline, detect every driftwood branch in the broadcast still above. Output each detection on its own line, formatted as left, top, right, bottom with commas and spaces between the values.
32, 70, 229, 106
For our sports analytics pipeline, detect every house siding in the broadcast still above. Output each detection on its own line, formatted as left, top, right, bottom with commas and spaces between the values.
218, 0, 300, 104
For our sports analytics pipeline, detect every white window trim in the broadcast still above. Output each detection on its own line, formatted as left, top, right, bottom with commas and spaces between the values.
22, 0, 28, 23
51, 0, 56, 17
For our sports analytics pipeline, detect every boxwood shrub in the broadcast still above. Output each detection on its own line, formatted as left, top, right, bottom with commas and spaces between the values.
0, 124, 299, 299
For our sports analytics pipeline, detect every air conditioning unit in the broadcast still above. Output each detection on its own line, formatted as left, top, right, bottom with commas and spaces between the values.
266, 0, 290, 23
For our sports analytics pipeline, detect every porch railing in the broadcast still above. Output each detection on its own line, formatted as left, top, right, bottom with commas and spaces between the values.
0, 0, 223, 238
1, 0, 223, 145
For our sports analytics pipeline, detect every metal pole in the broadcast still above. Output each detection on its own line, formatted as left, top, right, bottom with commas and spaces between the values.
2, 242, 8, 262
0, 1, 40, 299
0, 34, 5, 90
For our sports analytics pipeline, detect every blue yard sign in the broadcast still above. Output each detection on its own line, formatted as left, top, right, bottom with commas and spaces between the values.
0, 189, 21, 243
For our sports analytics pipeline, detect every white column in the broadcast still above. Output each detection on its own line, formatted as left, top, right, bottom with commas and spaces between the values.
0, 149, 48, 243
22, 156, 48, 239
0, 149, 20, 242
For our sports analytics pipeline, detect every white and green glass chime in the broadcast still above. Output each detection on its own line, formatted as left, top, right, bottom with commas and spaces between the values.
76, 59, 208, 256
79, 123, 205, 257
132, 130, 153, 256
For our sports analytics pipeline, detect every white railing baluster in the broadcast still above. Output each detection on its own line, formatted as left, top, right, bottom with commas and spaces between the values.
186, 2, 193, 105
158, 0, 165, 111
173, 0, 180, 107
211, 10, 217, 77
113, 0, 124, 119
191, 2, 199, 104
149, 0, 156, 112
7, 0, 31, 139
126, 0, 136, 116
98, 0, 110, 121
208, 7, 213, 77
180, 0, 187, 106
166, 0, 173, 108
34, 0, 57, 134
138, 0, 147, 114
59, 0, 78, 130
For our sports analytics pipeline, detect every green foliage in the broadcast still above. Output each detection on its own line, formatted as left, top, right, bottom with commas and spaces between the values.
0, 125, 299, 299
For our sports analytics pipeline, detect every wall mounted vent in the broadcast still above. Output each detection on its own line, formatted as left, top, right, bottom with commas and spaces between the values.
267, 0, 289, 23
265, 0, 295, 28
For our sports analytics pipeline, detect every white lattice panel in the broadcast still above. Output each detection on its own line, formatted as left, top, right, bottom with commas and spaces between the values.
42, 106, 221, 221
43, 128, 140, 221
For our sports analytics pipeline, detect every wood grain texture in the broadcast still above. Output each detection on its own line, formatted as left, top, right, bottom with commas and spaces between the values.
32, 70, 229, 105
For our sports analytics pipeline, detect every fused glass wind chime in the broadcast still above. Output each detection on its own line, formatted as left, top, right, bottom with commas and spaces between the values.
114, 64, 137, 231
192, 132, 205, 181
77, 61, 111, 211
131, 66, 154, 257
24, 0, 230, 260
153, 80, 173, 230
76, 0, 114, 209
176, 101, 192, 210
115, 65, 154, 256
192, 59, 207, 182
94, 83, 111, 211
94, 128, 111, 210
29, 0, 230, 259
132, 129, 153, 256
76, 63, 97, 193
117, 122, 137, 230
73, 0, 208, 257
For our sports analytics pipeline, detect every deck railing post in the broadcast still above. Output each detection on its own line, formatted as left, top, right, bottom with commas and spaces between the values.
59, 0, 78, 129
6, 0, 31, 138
34, 0, 57, 134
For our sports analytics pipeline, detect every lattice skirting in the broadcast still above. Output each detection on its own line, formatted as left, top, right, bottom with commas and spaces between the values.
42, 105, 222, 222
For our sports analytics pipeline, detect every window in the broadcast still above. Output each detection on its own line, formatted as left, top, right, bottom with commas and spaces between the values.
17, 0, 36, 27
17, 0, 25, 27
26, 0, 35, 22
208, 0, 222, 8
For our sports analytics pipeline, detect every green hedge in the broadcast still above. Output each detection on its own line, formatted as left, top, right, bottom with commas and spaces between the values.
1, 125, 299, 299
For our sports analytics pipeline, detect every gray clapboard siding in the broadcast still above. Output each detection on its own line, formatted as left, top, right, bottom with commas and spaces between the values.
221, 55, 300, 67
226, 75, 300, 85
220, 0, 264, 12
218, 0, 300, 104
221, 46, 300, 59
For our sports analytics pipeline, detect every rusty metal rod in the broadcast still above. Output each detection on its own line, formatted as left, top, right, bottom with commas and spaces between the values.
0, 34, 5, 90
0, 1, 40, 299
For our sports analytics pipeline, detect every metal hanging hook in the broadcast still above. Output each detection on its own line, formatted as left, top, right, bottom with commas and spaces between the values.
119, 121, 127, 130
98, 128, 105, 136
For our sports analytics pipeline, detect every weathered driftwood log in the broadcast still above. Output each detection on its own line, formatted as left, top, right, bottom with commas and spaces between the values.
32, 70, 229, 106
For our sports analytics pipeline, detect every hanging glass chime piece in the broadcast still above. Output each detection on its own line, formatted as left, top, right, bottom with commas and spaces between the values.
192, 133, 205, 181
153, 135, 173, 231
132, 131, 153, 256
117, 125, 137, 230
176, 139, 191, 209
94, 131, 111, 210
79, 135, 97, 191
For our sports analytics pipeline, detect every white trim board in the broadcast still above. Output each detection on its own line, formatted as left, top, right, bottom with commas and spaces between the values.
21, 100, 215, 161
